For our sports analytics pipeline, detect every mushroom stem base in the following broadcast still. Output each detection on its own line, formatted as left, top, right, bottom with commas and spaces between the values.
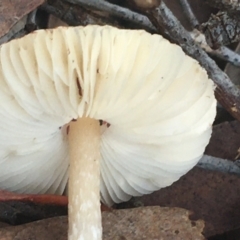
68, 117, 101, 240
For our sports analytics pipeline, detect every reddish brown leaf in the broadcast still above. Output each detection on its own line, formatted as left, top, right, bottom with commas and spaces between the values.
0, 0, 44, 38
205, 120, 240, 160
0, 207, 205, 240
118, 167, 240, 237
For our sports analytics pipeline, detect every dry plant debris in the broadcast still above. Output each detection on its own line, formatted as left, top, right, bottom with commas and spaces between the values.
0, 207, 205, 240
118, 167, 240, 238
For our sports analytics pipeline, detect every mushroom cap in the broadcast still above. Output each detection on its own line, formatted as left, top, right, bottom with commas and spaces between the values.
0, 25, 216, 205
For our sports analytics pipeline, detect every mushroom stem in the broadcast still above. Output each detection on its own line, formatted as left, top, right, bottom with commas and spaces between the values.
68, 117, 101, 240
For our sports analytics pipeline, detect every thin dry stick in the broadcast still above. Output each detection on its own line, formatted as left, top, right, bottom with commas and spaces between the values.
198, 155, 240, 176
63, 0, 156, 31
179, 0, 199, 28
211, 46, 240, 66
143, 1, 240, 121
190, 28, 240, 67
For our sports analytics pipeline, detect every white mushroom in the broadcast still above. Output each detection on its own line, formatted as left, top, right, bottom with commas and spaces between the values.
0, 25, 216, 240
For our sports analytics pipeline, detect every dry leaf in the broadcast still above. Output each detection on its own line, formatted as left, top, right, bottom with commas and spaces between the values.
205, 120, 240, 160
118, 167, 240, 237
102, 206, 205, 240
0, 206, 205, 240
0, 0, 44, 39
